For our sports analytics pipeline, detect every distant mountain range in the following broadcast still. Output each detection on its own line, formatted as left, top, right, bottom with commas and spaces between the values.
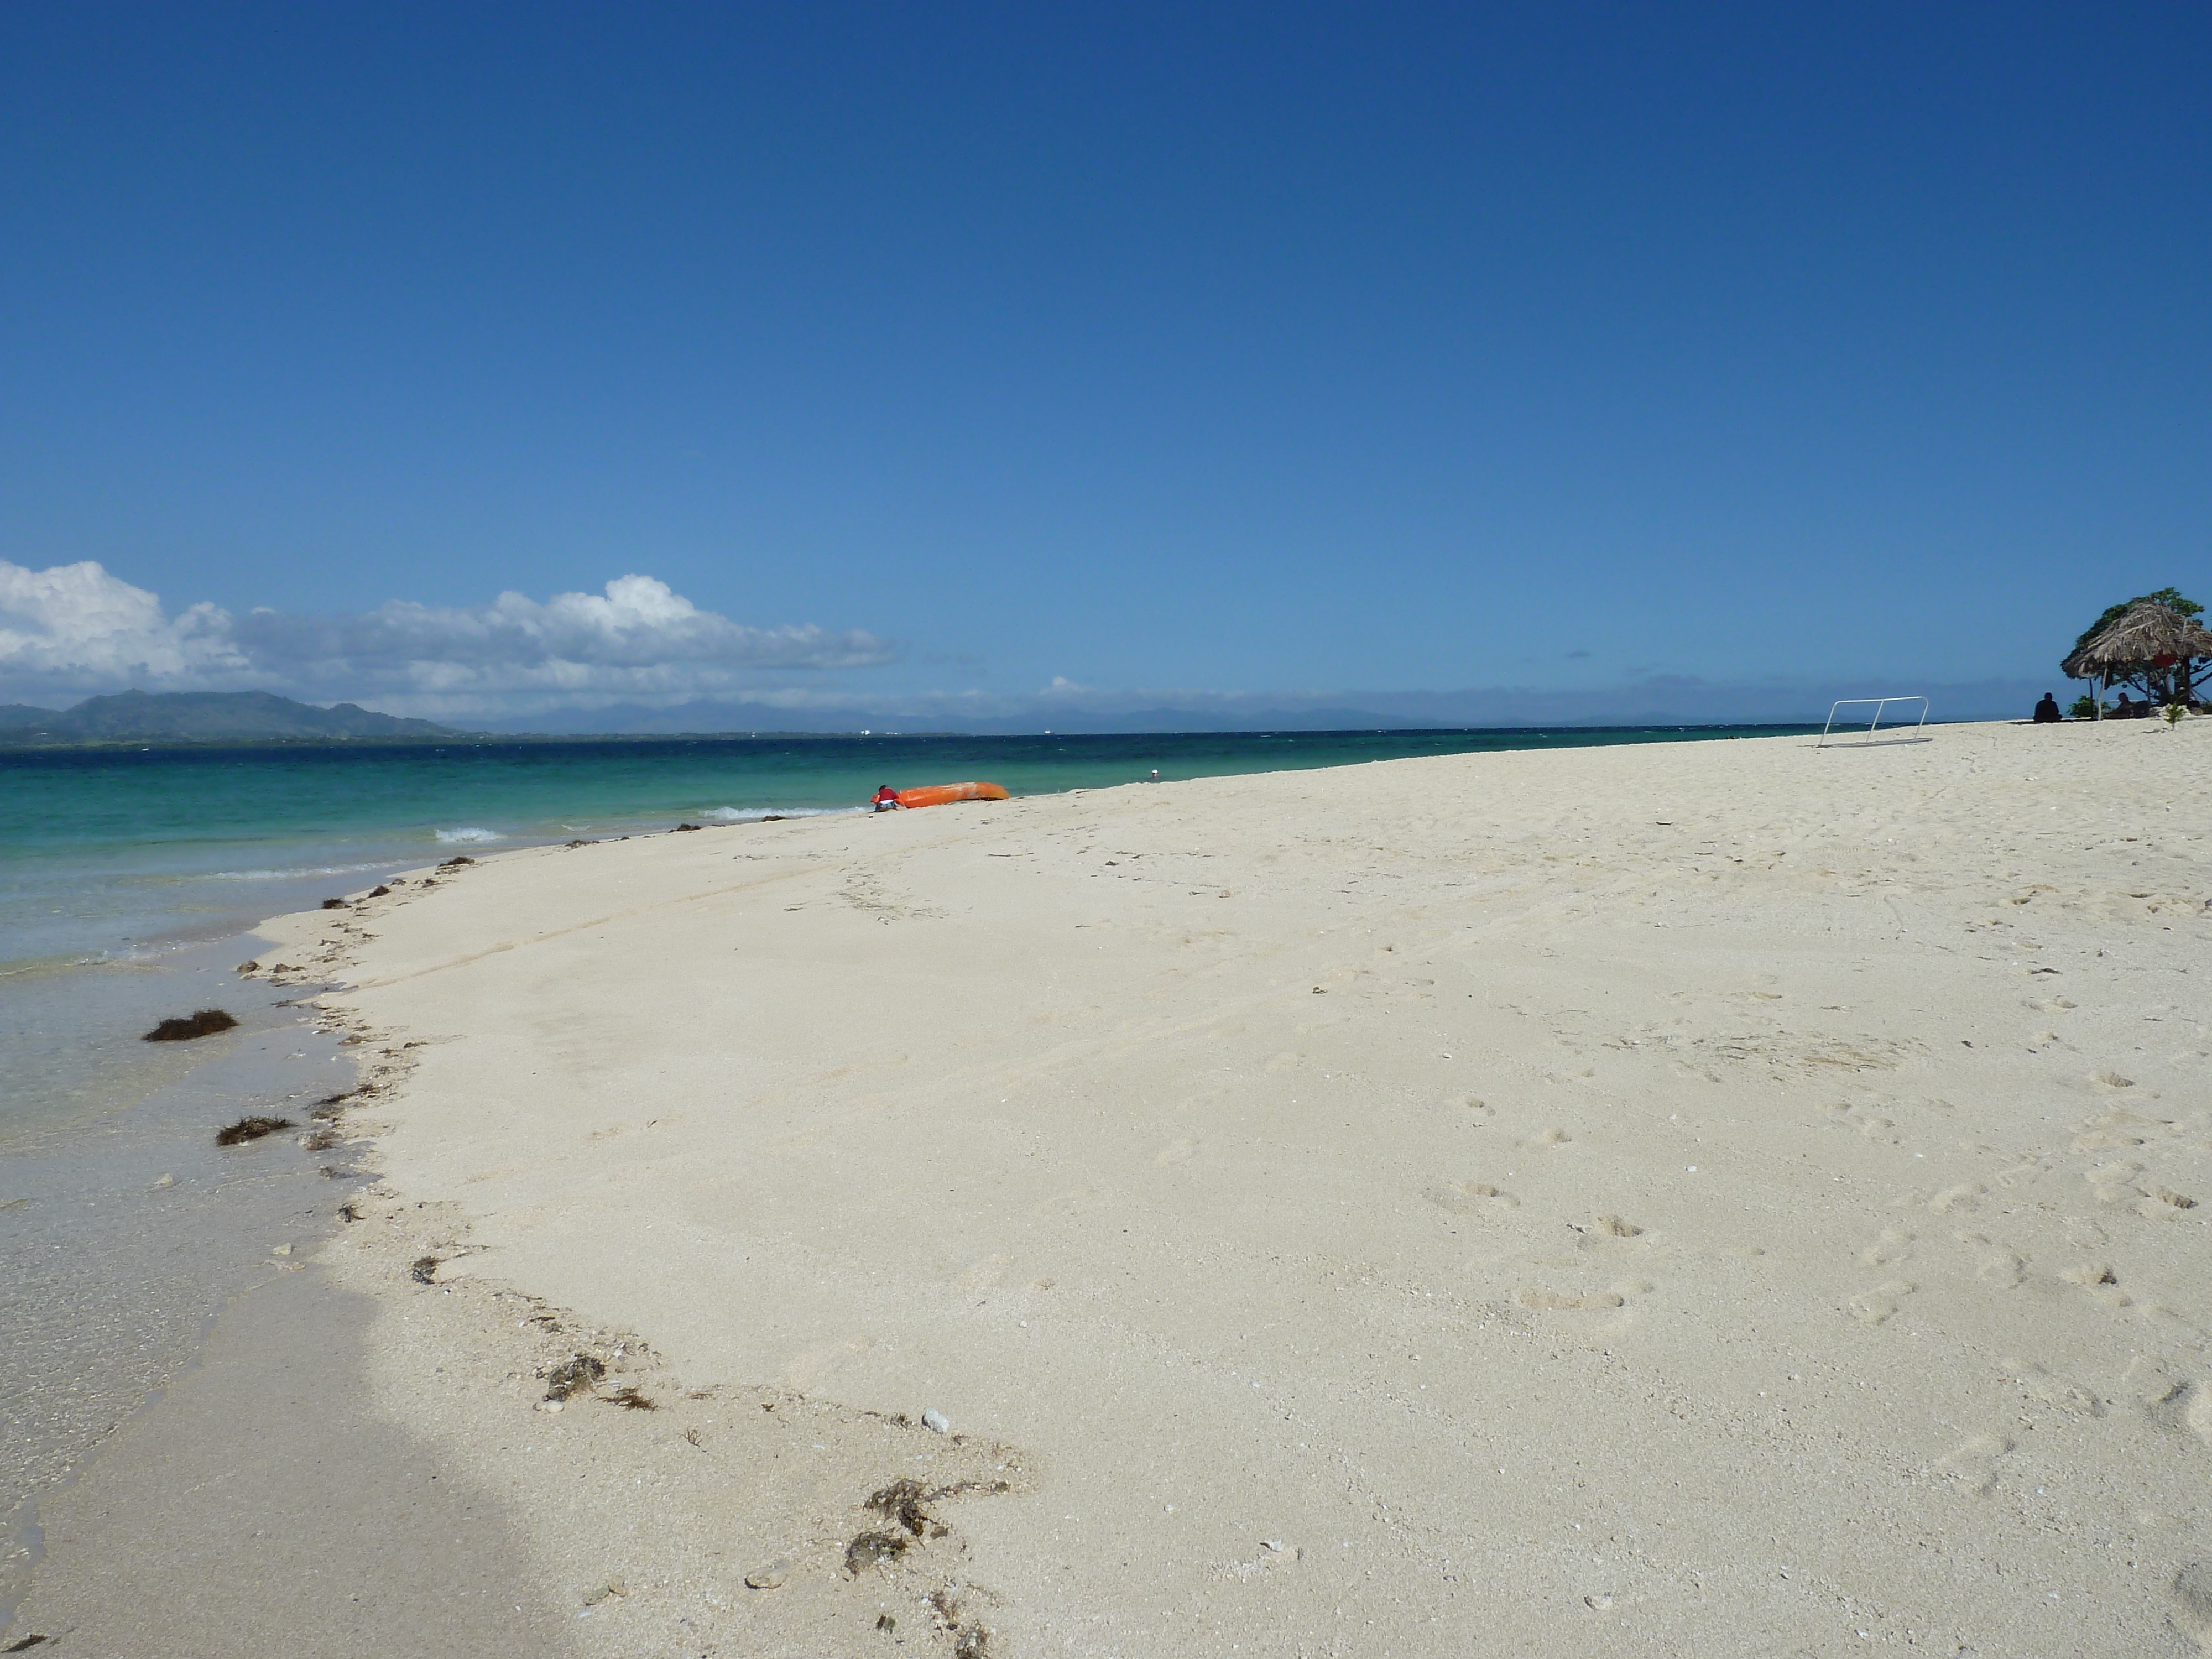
0, 690, 458, 744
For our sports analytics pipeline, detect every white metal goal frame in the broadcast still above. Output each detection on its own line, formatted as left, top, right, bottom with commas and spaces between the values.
1817, 696, 1931, 748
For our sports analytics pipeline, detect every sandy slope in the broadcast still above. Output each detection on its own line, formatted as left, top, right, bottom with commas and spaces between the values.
29, 719, 2212, 1657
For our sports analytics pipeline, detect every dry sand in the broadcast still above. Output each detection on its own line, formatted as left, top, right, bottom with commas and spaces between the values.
15, 719, 2212, 1657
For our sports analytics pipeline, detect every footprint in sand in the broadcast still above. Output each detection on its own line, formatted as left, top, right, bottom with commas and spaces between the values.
1591, 1214, 1643, 1238
2171, 1562, 2212, 1652
1953, 1232, 2026, 1288
1857, 1228, 1914, 1267
1154, 1136, 1197, 1167
1524, 1127, 1573, 1150
1933, 1432, 2013, 1496
956, 1254, 1012, 1293
1928, 1183, 1985, 1215
1425, 1180, 1520, 1217
1848, 1281, 1916, 1324
2126, 1361, 2212, 1442
2004, 1359, 2102, 1417
1516, 1287, 1626, 1311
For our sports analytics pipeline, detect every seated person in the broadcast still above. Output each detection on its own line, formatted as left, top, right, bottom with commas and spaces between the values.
872, 784, 904, 812
2032, 692, 2062, 723
2115, 692, 2136, 717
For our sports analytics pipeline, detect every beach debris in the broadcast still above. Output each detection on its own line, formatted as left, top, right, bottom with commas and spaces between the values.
311, 1091, 357, 1119
5, 1634, 50, 1652
302, 1126, 341, 1151
237, 960, 260, 974
271, 1243, 293, 1256
153, 1172, 175, 1188
338, 1202, 363, 1222
367, 884, 391, 897
582, 1579, 628, 1606
674, 822, 701, 832
922, 1407, 951, 1434
439, 855, 475, 868
844, 1531, 909, 1575
931, 1587, 997, 1658
566, 838, 594, 848
321, 897, 349, 909
215, 1115, 294, 1146
876, 1614, 897, 1632
544, 1353, 607, 1401
145, 1008, 240, 1042
603, 1385, 655, 1410
744, 1556, 794, 1590
409, 1255, 442, 1284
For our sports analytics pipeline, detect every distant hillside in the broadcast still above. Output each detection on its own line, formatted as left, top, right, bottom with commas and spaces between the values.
0, 690, 458, 744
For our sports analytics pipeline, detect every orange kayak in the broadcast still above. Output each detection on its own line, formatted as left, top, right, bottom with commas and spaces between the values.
895, 781, 1009, 809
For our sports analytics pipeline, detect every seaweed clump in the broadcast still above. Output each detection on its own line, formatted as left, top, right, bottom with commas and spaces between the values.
439, 855, 474, 868
367, 884, 392, 898
409, 1255, 441, 1284
604, 1385, 655, 1410
215, 1115, 294, 1146
320, 898, 349, 910
843, 1531, 910, 1575
145, 1009, 239, 1042
544, 1353, 606, 1401
674, 823, 701, 832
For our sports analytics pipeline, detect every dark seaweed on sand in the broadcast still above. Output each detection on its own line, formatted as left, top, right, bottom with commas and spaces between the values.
145, 1009, 239, 1042
214, 1115, 293, 1146
302, 1126, 341, 1151
320, 897, 348, 909
6, 1635, 50, 1652
367, 884, 391, 897
409, 1255, 440, 1284
674, 823, 701, 832
604, 1385, 655, 1410
439, 855, 474, 867
543, 1353, 606, 1400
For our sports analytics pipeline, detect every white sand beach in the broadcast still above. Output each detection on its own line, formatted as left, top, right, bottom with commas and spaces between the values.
18, 720, 2212, 1657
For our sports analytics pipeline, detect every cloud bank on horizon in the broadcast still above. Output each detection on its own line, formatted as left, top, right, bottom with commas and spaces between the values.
0, 559, 893, 713
1, 556, 2051, 731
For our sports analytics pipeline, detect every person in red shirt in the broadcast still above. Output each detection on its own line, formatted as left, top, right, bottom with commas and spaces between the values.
872, 784, 904, 812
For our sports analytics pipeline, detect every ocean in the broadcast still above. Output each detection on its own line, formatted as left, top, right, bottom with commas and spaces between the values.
0, 723, 1808, 1619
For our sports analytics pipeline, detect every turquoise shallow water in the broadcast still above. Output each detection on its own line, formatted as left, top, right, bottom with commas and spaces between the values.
0, 727, 1808, 977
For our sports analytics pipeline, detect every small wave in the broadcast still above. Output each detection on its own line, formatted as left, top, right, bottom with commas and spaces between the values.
435, 827, 506, 845
699, 806, 863, 824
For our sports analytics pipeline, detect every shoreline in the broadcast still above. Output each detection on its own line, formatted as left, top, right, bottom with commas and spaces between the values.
11, 720, 2210, 1655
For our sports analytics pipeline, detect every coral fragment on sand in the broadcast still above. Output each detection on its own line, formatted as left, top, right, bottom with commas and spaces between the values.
215, 1115, 294, 1146
145, 1009, 239, 1042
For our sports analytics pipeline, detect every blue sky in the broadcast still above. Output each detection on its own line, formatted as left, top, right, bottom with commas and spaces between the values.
1, 3, 2205, 726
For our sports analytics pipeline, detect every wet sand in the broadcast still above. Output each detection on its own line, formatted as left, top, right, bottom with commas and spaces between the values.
12, 719, 2211, 1655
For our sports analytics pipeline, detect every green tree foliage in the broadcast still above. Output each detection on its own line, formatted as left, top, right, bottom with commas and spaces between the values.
2068, 588, 2206, 706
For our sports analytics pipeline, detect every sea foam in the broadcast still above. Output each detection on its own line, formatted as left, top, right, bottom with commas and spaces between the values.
435, 827, 506, 844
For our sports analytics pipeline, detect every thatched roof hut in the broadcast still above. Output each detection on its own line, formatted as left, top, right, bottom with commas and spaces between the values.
2060, 600, 2212, 680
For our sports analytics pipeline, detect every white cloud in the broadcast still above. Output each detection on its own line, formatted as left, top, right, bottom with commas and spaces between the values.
0, 560, 894, 711
0, 559, 248, 693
